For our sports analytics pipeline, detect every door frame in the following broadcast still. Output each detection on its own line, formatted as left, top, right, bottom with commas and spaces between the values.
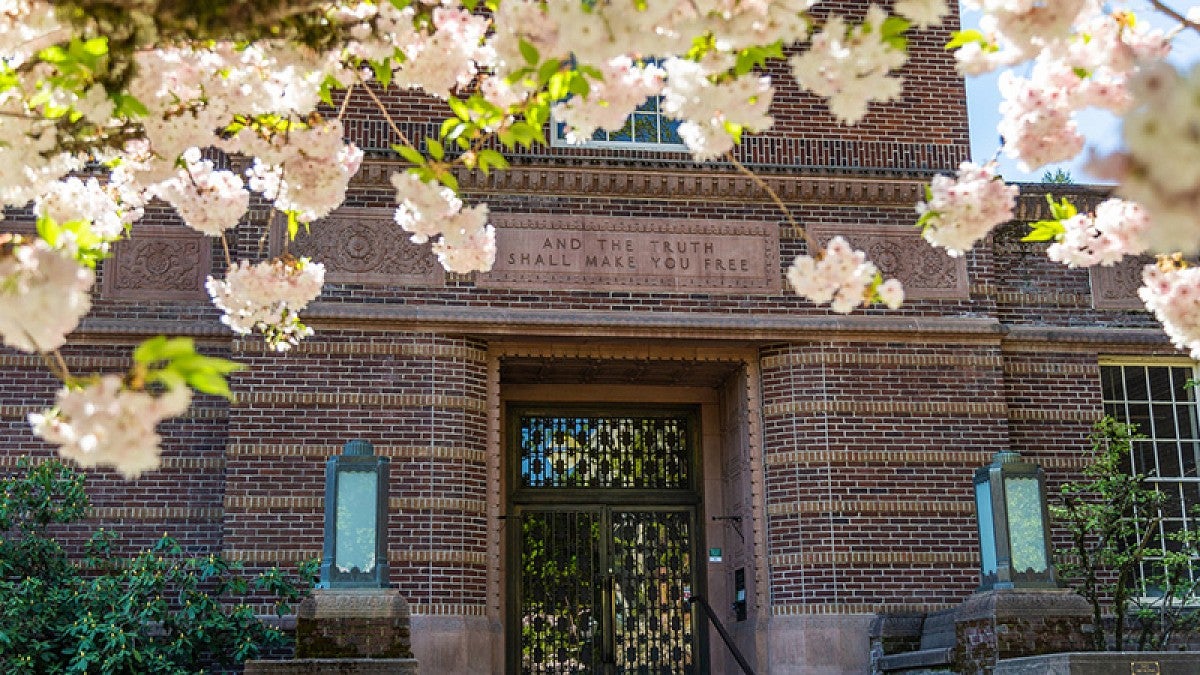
504, 403, 709, 674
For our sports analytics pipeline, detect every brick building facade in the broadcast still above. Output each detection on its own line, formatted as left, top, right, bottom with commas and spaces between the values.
1, 3, 1193, 673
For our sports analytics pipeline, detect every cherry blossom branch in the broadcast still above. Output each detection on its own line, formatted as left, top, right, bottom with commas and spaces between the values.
219, 233, 233, 268
337, 82, 355, 120
724, 151, 820, 253
1148, 0, 1200, 33
356, 72, 411, 148
38, 349, 70, 383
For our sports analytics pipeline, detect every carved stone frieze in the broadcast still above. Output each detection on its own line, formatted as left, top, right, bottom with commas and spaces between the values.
103, 226, 211, 301
807, 224, 969, 300
270, 208, 442, 286
479, 214, 780, 294
352, 160, 924, 206
1090, 257, 1151, 310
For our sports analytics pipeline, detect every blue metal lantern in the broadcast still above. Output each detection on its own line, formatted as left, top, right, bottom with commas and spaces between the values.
973, 450, 1057, 591
317, 439, 390, 589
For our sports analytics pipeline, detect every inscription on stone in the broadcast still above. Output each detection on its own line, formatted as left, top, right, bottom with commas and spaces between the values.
808, 223, 969, 301
480, 215, 779, 293
270, 207, 442, 287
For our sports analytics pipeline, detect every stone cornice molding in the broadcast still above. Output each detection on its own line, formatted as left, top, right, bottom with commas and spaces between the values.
1002, 325, 1172, 349
352, 159, 924, 206
302, 303, 1005, 341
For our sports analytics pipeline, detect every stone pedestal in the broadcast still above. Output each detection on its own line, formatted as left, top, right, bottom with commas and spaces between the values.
953, 589, 1093, 674
246, 589, 419, 674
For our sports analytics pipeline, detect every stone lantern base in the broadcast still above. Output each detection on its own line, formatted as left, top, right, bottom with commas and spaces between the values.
953, 588, 1093, 673
246, 589, 419, 675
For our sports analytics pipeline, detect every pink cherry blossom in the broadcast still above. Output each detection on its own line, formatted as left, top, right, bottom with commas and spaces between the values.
0, 238, 93, 353
917, 162, 1019, 257
29, 376, 192, 479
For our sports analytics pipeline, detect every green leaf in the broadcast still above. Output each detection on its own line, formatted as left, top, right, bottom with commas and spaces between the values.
111, 93, 148, 118
1022, 220, 1065, 242
946, 29, 986, 51
370, 58, 392, 88
881, 16, 911, 39
518, 39, 539, 66
426, 137, 444, 160
1046, 194, 1078, 220
537, 59, 561, 87
392, 144, 426, 165
447, 96, 469, 121
477, 149, 509, 174
134, 337, 197, 364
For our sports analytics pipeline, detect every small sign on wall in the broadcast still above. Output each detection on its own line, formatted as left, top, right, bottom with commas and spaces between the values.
708, 547, 722, 563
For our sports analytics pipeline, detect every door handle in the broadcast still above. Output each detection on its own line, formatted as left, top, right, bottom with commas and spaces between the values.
601, 572, 617, 666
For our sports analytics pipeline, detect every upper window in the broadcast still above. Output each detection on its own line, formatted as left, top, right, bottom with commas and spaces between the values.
551, 96, 687, 150
1101, 363, 1200, 586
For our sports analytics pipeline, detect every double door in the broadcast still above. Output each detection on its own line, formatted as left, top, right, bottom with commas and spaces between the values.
508, 409, 704, 674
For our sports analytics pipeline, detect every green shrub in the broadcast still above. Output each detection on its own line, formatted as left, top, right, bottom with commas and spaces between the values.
0, 459, 316, 674
1052, 418, 1200, 651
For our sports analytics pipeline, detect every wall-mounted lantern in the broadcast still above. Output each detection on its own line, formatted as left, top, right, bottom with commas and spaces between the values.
317, 439, 390, 589
973, 450, 1057, 591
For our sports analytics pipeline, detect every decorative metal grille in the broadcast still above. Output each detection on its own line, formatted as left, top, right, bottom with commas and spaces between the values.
611, 510, 695, 674
519, 510, 602, 674
519, 415, 691, 489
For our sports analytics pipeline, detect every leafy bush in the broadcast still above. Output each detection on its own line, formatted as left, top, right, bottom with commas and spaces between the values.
0, 459, 316, 673
1052, 418, 1200, 651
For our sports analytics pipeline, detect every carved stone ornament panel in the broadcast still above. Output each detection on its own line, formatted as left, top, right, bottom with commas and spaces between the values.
1090, 257, 1150, 310
270, 208, 441, 286
478, 214, 781, 294
103, 226, 211, 301
807, 224, 969, 300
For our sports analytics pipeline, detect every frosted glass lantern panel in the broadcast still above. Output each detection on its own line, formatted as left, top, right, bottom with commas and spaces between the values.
335, 470, 377, 574
1004, 476, 1048, 574
975, 481, 997, 576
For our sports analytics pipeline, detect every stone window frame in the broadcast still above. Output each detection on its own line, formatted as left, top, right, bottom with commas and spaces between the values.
1099, 358, 1200, 591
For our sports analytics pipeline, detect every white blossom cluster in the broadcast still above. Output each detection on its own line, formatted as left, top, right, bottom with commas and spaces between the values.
917, 162, 1019, 257
787, 236, 905, 313
35, 177, 126, 241
1047, 198, 1149, 268
554, 57, 665, 144
661, 57, 774, 160
1089, 62, 1200, 257
789, 5, 907, 125
391, 172, 496, 274
1140, 262, 1200, 360
0, 239, 93, 353
153, 148, 249, 237
28, 376, 192, 479
206, 258, 325, 351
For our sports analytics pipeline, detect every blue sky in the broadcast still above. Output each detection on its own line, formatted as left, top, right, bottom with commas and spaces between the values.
962, 1, 1200, 183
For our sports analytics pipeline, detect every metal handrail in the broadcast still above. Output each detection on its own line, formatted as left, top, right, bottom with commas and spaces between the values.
688, 595, 757, 675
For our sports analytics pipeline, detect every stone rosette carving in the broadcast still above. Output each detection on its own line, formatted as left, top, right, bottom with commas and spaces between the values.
808, 224, 969, 300
270, 207, 442, 287
1090, 257, 1151, 310
103, 226, 211, 301
480, 214, 780, 294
